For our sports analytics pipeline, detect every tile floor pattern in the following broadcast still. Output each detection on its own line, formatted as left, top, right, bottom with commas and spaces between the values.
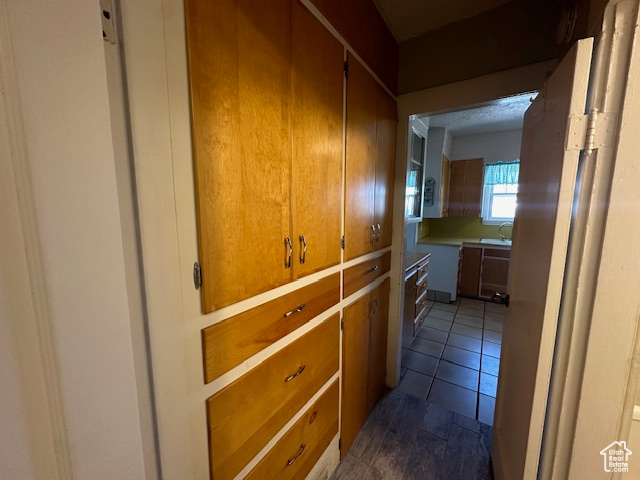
397, 298, 506, 426
331, 390, 493, 480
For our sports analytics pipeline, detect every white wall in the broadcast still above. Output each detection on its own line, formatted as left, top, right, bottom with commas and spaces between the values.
2, 0, 149, 478
450, 129, 522, 164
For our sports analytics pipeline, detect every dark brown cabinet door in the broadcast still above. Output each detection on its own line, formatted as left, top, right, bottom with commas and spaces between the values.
464, 158, 484, 217
292, 2, 343, 278
447, 158, 484, 218
341, 292, 371, 457
345, 53, 377, 260
367, 279, 389, 413
459, 247, 482, 297
448, 160, 466, 217
186, 0, 292, 312
373, 87, 396, 250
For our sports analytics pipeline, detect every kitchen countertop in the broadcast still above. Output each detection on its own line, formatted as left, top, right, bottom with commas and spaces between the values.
418, 235, 512, 248
403, 251, 430, 273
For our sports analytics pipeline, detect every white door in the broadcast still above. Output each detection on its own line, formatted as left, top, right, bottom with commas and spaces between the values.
492, 38, 594, 480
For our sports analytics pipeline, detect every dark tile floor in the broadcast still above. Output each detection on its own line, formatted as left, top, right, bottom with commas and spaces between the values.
331, 391, 494, 480
397, 298, 506, 426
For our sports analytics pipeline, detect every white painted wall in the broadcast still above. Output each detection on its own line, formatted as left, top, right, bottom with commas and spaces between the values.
450, 129, 522, 164
2, 0, 149, 478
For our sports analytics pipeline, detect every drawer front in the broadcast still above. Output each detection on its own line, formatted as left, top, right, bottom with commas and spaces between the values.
245, 381, 339, 480
484, 248, 511, 258
202, 273, 340, 383
207, 315, 339, 480
343, 251, 391, 298
416, 280, 428, 301
415, 290, 428, 317
417, 259, 429, 278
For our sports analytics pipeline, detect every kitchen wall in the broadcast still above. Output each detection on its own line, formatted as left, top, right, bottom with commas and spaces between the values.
424, 217, 513, 240
450, 129, 522, 164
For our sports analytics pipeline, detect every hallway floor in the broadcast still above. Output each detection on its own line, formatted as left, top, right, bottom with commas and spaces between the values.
398, 298, 505, 426
331, 390, 494, 479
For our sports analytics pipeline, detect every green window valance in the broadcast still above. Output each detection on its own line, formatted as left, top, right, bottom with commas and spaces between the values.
484, 160, 520, 186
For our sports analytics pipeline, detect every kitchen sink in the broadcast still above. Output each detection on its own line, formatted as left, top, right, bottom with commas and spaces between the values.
479, 238, 512, 246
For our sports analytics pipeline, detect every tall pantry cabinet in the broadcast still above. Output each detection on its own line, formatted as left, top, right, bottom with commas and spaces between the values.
345, 53, 396, 261
185, 0, 397, 478
187, 0, 343, 313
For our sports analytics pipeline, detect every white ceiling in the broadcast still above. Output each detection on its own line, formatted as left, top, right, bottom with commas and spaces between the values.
373, 0, 514, 42
427, 93, 536, 136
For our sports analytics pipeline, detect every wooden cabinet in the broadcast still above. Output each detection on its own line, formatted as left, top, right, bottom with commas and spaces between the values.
206, 315, 339, 480
342, 279, 390, 456
292, 2, 344, 278
245, 381, 339, 480
458, 246, 511, 298
440, 155, 451, 217
187, 0, 343, 312
459, 247, 482, 297
345, 53, 396, 260
402, 255, 430, 354
447, 158, 484, 218
480, 248, 510, 297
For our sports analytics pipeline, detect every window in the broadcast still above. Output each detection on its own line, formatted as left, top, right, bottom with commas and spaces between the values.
482, 161, 519, 224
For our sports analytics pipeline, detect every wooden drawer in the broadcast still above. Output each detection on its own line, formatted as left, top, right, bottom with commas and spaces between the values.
202, 273, 340, 383
245, 381, 339, 480
484, 248, 511, 258
206, 315, 339, 480
343, 251, 391, 298
417, 258, 429, 278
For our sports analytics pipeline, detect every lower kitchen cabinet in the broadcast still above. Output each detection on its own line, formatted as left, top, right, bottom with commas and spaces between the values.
458, 245, 511, 298
341, 279, 390, 456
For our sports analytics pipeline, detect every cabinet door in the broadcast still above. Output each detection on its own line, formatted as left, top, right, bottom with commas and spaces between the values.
448, 160, 466, 217
463, 158, 484, 217
373, 86, 396, 249
341, 292, 371, 456
187, 0, 292, 312
291, 2, 343, 278
440, 155, 451, 217
459, 247, 482, 297
345, 53, 377, 260
367, 279, 389, 413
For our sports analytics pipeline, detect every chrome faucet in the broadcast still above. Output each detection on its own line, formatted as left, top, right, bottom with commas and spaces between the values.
498, 222, 513, 241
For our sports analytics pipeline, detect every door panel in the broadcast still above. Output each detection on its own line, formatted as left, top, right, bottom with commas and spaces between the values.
341, 292, 371, 456
373, 86, 396, 249
345, 53, 376, 260
291, 2, 343, 278
448, 160, 466, 217
464, 158, 484, 217
367, 279, 389, 413
492, 38, 593, 480
459, 247, 481, 297
440, 155, 450, 217
186, 0, 292, 312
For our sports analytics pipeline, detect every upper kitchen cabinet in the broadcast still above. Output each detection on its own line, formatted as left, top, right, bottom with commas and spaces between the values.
405, 118, 427, 221
345, 53, 396, 260
291, 1, 343, 279
374, 85, 396, 249
447, 158, 484, 218
186, 0, 343, 312
422, 127, 452, 219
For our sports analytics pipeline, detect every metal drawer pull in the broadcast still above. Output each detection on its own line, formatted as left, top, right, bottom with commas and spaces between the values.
370, 224, 376, 246
285, 365, 306, 383
299, 235, 307, 264
284, 304, 305, 317
367, 265, 380, 273
284, 237, 293, 268
286, 444, 306, 466
375, 224, 381, 241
